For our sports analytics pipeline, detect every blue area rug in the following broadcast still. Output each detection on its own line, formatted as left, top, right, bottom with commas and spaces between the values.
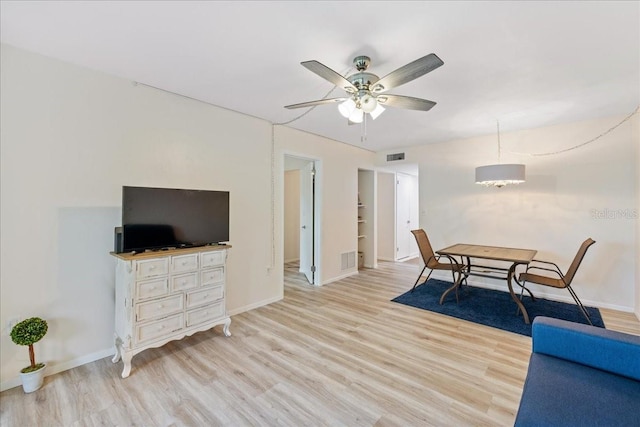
391, 279, 605, 336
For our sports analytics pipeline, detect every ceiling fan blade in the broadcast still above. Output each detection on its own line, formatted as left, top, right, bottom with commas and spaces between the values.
372, 54, 444, 93
301, 60, 357, 93
377, 94, 437, 111
284, 97, 347, 109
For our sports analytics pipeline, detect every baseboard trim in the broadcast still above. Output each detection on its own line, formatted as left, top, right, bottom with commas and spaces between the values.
0, 347, 114, 393
322, 270, 358, 286
227, 295, 283, 316
396, 255, 419, 262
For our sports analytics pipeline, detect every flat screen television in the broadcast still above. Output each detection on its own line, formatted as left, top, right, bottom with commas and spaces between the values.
120, 186, 229, 253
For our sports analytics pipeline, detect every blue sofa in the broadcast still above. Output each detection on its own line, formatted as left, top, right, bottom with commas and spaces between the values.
515, 316, 640, 427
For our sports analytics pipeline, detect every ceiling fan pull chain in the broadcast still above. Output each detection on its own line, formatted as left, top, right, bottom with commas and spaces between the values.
361, 114, 368, 142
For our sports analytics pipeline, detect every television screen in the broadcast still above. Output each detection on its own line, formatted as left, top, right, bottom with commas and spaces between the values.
121, 186, 229, 252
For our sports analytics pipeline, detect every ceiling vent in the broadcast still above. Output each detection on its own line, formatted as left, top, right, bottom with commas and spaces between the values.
386, 153, 405, 162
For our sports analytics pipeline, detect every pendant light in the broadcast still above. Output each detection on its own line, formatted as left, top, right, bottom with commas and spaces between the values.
475, 120, 526, 187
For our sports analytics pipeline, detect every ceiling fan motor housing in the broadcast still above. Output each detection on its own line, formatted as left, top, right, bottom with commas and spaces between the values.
348, 72, 379, 91
353, 55, 371, 71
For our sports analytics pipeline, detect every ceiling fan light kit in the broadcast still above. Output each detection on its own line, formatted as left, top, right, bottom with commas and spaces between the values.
285, 53, 444, 128
338, 98, 357, 118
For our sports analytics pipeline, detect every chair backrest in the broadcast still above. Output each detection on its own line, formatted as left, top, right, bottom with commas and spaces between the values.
411, 229, 439, 268
563, 238, 596, 284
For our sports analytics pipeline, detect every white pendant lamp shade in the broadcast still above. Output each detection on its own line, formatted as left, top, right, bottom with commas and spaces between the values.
348, 108, 364, 123
475, 120, 526, 187
338, 98, 356, 118
360, 94, 377, 113
369, 103, 385, 120
475, 164, 525, 187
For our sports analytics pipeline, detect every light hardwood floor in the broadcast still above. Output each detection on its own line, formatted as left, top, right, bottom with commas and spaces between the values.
1, 261, 638, 426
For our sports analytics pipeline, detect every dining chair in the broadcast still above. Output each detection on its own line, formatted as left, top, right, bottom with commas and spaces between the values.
410, 229, 466, 295
518, 238, 596, 325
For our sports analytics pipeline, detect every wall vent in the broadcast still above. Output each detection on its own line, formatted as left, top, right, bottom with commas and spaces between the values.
341, 251, 356, 270
386, 152, 405, 162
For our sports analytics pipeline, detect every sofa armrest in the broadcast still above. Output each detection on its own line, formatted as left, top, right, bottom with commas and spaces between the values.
532, 316, 640, 380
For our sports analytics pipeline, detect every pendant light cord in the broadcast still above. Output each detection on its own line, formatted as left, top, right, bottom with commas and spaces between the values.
505, 105, 639, 157
497, 119, 501, 163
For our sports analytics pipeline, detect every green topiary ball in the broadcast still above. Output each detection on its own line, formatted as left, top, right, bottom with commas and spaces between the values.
10, 317, 48, 346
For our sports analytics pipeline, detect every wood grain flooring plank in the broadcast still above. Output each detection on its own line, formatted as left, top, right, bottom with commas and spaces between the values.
1, 261, 638, 427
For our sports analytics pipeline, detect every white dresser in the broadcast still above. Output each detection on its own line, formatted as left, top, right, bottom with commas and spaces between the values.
110, 246, 231, 378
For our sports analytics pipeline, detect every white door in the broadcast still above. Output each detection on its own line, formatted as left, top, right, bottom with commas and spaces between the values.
299, 162, 315, 284
396, 173, 413, 259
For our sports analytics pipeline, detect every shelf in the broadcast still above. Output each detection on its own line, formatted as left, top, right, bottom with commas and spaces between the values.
358, 220, 366, 223
358, 235, 366, 239
358, 204, 365, 208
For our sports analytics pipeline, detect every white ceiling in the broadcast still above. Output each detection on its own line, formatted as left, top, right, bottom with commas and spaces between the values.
1, 1, 638, 152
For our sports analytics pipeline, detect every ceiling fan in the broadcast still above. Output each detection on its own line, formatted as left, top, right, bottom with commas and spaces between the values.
284, 53, 444, 123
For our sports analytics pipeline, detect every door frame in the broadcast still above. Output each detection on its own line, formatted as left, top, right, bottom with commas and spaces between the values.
282, 152, 323, 285
395, 171, 419, 261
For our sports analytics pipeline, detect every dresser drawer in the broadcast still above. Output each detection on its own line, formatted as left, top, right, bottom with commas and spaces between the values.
202, 250, 225, 268
186, 285, 224, 309
171, 272, 198, 292
136, 313, 184, 344
186, 301, 224, 327
171, 254, 199, 274
201, 267, 224, 286
136, 294, 184, 322
136, 278, 168, 300
136, 258, 169, 279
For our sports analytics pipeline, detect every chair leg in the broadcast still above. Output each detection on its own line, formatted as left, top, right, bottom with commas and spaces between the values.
411, 265, 429, 292
566, 285, 593, 326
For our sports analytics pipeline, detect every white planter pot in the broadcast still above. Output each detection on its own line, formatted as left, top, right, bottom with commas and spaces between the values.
19, 364, 46, 393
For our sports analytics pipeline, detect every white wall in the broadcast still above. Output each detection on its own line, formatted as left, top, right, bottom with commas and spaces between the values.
0, 44, 286, 389
377, 172, 396, 261
284, 170, 300, 263
379, 113, 638, 312
275, 126, 376, 285
0, 44, 378, 389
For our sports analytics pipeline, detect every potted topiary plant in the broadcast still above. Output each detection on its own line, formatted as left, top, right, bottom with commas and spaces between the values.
10, 317, 48, 393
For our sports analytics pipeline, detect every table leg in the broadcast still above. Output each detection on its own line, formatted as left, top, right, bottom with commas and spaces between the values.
439, 270, 462, 304
508, 263, 530, 324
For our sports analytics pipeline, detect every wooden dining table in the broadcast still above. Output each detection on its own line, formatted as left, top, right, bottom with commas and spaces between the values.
436, 243, 538, 324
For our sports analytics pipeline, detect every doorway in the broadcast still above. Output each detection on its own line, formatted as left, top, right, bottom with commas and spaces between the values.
376, 167, 419, 262
396, 172, 417, 260
284, 154, 321, 285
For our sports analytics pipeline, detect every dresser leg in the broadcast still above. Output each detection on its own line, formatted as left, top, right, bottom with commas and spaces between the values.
112, 334, 122, 363
121, 352, 133, 378
223, 318, 232, 337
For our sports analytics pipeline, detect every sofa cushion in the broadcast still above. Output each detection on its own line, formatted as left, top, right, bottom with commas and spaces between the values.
515, 353, 640, 427
532, 317, 640, 380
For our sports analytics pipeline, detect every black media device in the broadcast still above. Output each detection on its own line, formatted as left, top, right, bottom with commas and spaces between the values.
114, 226, 124, 253
119, 186, 230, 253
